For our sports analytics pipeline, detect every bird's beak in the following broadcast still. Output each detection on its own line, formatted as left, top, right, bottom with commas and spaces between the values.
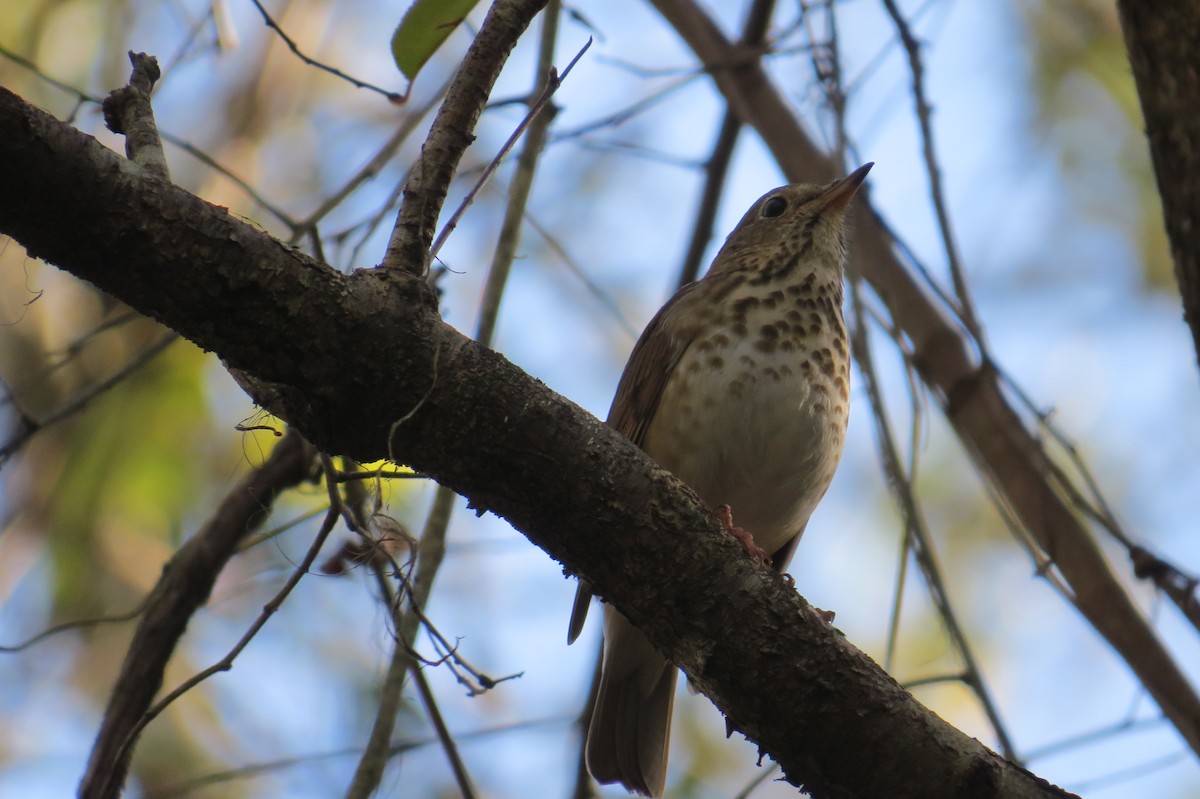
818, 162, 873, 213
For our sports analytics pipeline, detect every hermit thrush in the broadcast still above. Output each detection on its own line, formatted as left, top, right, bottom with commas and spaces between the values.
567, 163, 873, 797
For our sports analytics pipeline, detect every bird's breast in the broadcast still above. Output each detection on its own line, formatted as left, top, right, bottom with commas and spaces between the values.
641, 284, 849, 554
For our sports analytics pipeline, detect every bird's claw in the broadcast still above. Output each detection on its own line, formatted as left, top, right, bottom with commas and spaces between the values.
717, 504, 770, 566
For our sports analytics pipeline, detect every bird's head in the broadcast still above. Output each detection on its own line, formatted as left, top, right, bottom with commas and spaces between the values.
711, 162, 873, 276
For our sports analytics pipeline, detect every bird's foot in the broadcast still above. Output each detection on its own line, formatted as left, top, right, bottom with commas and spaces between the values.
716, 504, 770, 566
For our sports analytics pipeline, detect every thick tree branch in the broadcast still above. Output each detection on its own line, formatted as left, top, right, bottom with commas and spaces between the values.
647, 0, 1200, 760
0, 85, 1072, 799
1116, 0, 1200, 372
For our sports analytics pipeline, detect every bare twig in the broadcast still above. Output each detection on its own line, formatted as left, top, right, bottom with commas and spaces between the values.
411, 664, 478, 799
675, 110, 740, 289
292, 78, 452, 239
551, 72, 699, 140
0, 334, 177, 467
46, 310, 140, 370
0, 43, 103, 105
161, 133, 297, 227
428, 36, 590, 264
344, 485, 455, 797
1068, 749, 1190, 795
104, 455, 338, 780
878, 0, 981, 341
822, 0, 1014, 757
248, 0, 404, 102
674, 0, 776, 289
1024, 715, 1166, 763
152, 717, 565, 797
102, 52, 171, 181
475, 2, 565, 343
523, 212, 640, 337
0, 599, 147, 653
345, 31, 571, 770
849, 278, 1017, 759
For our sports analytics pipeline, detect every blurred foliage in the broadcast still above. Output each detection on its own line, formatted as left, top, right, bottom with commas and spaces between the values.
1017, 0, 1173, 291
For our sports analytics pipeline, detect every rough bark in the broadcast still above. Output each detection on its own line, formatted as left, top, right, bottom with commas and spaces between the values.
1116, 0, 1200, 372
0, 85, 1073, 799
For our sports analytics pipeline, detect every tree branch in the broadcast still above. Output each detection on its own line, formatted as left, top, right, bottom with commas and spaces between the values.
382, 0, 549, 275
1116, 0, 1200, 372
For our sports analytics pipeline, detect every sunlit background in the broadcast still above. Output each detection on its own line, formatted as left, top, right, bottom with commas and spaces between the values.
1, 0, 1198, 797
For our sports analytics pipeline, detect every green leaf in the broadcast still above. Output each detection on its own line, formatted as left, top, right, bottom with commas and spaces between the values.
391, 0, 482, 82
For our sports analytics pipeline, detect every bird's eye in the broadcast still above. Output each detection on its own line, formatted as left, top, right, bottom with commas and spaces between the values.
761, 196, 788, 218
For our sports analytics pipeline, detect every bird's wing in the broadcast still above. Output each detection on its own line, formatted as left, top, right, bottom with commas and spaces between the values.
568, 277, 723, 644
606, 278, 712, 444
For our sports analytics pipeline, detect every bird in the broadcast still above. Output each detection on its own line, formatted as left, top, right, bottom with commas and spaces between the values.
567, 163, 873, 797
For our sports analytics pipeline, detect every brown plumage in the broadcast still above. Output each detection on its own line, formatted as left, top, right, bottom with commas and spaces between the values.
569, 164, 873, 797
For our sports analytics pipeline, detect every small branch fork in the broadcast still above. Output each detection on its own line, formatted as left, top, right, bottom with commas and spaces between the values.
102, 52, 171, 182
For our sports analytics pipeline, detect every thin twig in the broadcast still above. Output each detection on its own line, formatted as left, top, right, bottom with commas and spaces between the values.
550, 72, 698, 141
475, 1, 564, 344
826, 8, 1012, 755
344, 30, 569, 768
879, 0, 982, 342
103, 455, 337, 786
849, 278, 1017, 759
0, 334, 177, 467
162, 132, 297, 227
343, 558, 417, 799
428, 36, 591, 264
675, 110, 740, 289
0, 599, 147, 653
0, 42, 103, 104
523, 212, 639, 337
248, 0, 404, 103
292, 77, 452, 238
152, 717, 566, 797
673, 0, 776, 289
236, 504, 330, 553
1023, 715, 1167, 763
412, 664, 478, 799
1068, 750, 1189, 795
46, 310, 140, 370
344, 485, 455, 797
